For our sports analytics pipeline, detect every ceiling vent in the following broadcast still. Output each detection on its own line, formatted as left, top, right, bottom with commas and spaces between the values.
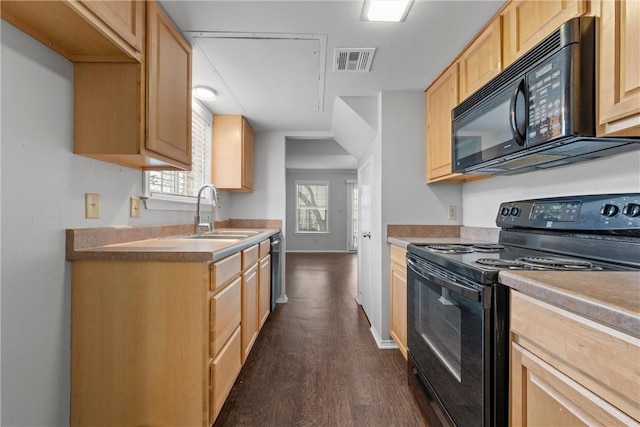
333, 48, 376, 72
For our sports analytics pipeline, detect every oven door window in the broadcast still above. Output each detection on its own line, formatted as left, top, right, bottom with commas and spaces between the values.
419, 286, 462, 381
408, 262, 488, 427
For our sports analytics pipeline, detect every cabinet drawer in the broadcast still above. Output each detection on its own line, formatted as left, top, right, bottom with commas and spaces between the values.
259, 239, 270, 259
210, 326, 242, 423
511, 291, 640, 420
242, 244, 259, 269
210, 276, 242, 358
211, 252, 241, 291
390, 244, 407, 267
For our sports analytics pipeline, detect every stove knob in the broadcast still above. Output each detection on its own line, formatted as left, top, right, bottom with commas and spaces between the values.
510, 207, 521, 216
600, 204, 619, 217
622, 203, 640, 217
500, 207, 510, 216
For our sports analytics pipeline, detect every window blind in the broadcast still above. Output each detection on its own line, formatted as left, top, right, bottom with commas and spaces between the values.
296, 182, 329, 232
148, 100, 212, 198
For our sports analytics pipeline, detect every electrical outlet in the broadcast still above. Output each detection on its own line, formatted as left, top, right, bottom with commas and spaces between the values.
85, 193, 100, 219
448, 205, 458, 220
130, 197, 141, 218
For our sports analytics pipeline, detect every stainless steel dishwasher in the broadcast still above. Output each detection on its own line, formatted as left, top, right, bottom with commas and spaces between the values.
270, 232, 282, 310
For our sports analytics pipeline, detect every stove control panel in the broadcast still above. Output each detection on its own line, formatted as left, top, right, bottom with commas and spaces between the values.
496, 193, 640, 231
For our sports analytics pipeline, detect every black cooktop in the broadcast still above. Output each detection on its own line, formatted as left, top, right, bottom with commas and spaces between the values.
407, 242, 634, 285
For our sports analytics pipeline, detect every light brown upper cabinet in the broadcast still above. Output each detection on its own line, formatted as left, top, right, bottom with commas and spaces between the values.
212, 115, 255, 192
144, 1, 192, 167
1, 0, 143, 62
425, 63, 462, 183
74, 1, 192, 170
501, 0, 588, 67
597, 0, 640, 137
3, 0, 192, 170
458, 18, 502, 102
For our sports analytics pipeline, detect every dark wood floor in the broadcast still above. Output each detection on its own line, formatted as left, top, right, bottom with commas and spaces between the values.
214, 252, 427, 427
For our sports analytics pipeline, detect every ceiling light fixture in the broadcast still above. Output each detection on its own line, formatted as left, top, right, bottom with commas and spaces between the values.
193, 86, 217, 101
361, 0, 414, 22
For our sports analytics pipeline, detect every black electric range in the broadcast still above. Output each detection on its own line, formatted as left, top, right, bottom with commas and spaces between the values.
405, 193, 640, 427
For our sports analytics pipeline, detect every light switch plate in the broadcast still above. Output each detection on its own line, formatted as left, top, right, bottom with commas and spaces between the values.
85, 193, 100, 219
130, 196, 141, 218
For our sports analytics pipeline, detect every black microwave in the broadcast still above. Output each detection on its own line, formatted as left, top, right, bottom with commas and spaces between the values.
452, 17, 639, 175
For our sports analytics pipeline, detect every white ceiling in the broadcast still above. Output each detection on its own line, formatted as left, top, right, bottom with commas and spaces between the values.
159, 0, 506, 168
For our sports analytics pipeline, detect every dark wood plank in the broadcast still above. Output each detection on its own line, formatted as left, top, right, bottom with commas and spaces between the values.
214, 252, 427, 427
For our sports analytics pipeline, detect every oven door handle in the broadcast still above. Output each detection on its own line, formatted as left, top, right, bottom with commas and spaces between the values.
407, 258, 481, 302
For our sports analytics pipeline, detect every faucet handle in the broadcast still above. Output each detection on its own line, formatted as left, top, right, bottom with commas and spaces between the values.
195, 222, 211, 235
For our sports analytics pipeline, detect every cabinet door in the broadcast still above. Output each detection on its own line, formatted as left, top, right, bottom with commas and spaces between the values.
389, 261, 407, 360
458, 18, 502, 102
258, 255, 271, 330
210, 276, 242, 358
510, 342, 637, 426
425, 63, 460, 182
212, 115, 255, 192
211, 326, 242, 424
79, 0, 144, 54
598, 0, 640, 136
501, 0, 587, 67
241, 264, 259, 363
146, 0, 192, 168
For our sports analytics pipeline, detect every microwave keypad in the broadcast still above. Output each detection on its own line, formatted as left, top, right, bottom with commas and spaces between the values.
527, 58, 564, 145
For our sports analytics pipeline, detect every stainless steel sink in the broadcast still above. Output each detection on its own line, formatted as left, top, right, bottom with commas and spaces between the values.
211, 230, 261, 235
188, 234, 249, 240
178, 229, 262, 240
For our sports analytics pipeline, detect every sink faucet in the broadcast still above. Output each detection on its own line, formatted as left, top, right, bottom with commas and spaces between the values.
194, 184, 221, 235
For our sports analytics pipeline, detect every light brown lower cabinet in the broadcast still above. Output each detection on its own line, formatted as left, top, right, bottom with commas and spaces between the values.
71, 243, 264, 426
389, 244, 408, 359
509, 291, 640, 425
71, 261, 213, 426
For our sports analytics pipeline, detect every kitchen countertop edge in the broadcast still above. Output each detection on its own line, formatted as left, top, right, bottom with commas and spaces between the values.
500, 270, 640, 339
67, 228, 280, 263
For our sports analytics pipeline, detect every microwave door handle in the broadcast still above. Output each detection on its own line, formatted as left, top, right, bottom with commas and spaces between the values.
509, 78, 527, 146
407, 258, 481, 302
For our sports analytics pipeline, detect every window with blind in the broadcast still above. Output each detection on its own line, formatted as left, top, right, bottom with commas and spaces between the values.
296, 181, 329, 233
147, 100, 212, 199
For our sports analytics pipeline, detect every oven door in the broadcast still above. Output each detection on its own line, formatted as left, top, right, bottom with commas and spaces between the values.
407, 254, 491, 427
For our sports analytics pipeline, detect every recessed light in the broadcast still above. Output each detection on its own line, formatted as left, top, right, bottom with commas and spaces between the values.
361, 0, 413, 23
193, 86, 217, 101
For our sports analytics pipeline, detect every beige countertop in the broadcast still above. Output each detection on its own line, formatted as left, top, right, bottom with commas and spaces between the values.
66, 224, 280, 263
500, 270, 640, 338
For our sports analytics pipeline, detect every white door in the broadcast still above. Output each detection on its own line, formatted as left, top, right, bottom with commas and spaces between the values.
357, 158, 373, 315
346, 180, 358, 251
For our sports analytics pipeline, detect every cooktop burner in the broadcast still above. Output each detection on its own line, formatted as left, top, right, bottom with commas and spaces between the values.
423, 243, 505, 254
517, 256, 600, 270
474, 256, 602, 271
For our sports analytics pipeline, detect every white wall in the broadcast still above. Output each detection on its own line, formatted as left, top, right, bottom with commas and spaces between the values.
286, 169, 357, 252
462, 151, 640, 227
0, 21, 199, 426
354, 91, 464, 346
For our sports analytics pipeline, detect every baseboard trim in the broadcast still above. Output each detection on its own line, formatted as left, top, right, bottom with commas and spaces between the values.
370, 325, 399, 350
276, 296, 288, 303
